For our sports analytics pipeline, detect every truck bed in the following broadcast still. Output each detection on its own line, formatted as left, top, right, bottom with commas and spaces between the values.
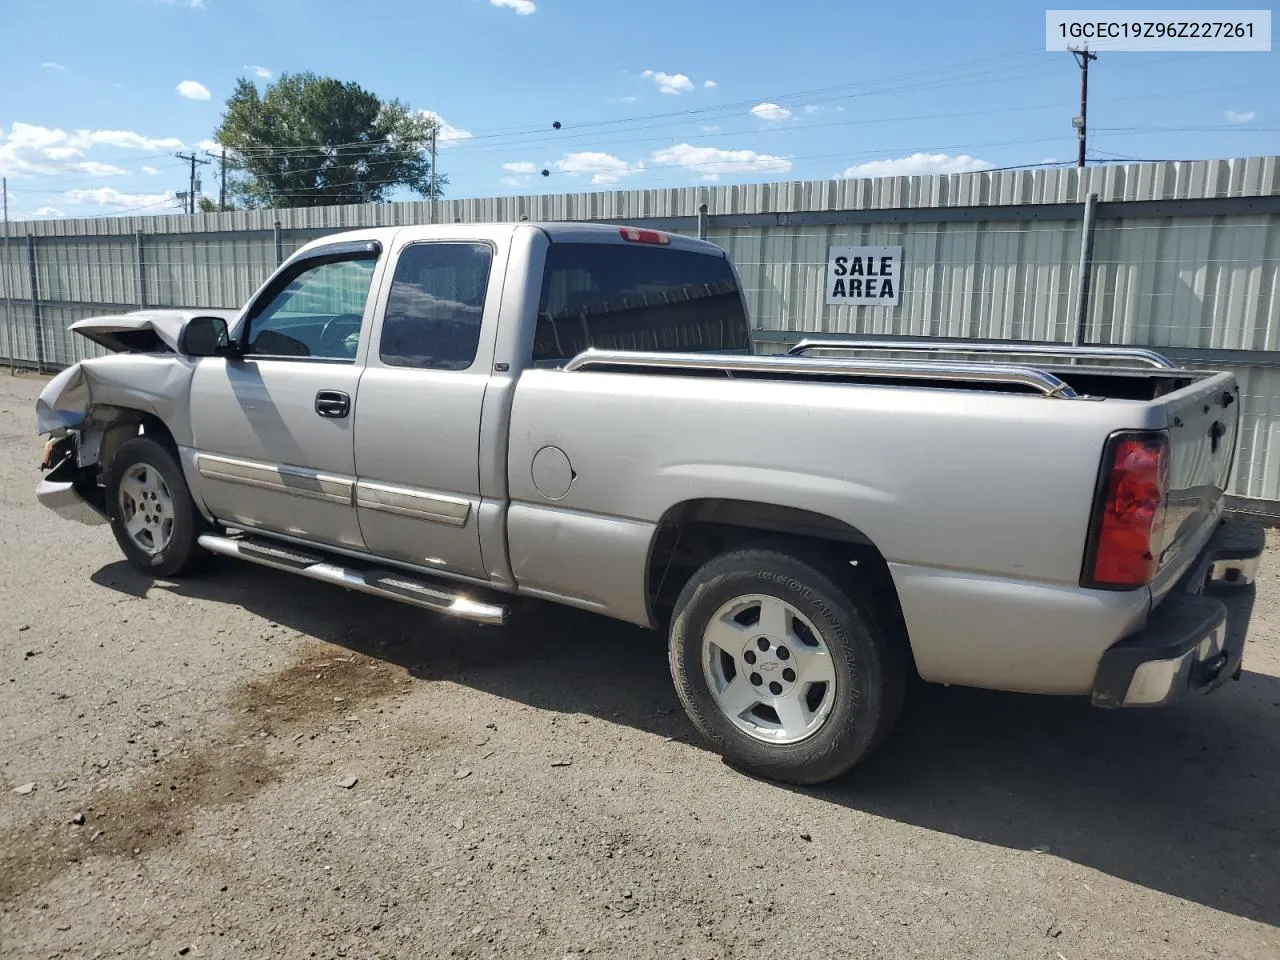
506, 340, 1238, 694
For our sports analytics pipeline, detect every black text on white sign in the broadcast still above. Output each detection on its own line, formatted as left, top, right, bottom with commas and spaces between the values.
826, 246, 902, 306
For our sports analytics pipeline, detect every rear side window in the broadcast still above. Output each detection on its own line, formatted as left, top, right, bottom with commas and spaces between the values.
533, 243, 749, 365
380, 242, 493, 370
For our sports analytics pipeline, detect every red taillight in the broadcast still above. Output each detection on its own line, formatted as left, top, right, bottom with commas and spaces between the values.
1084, 432, 1170, 589
618, 227, 670, 245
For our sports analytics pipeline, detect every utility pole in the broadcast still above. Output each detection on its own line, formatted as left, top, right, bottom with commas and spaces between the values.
2, 177, 11, 373
1068, 46, 1097, 168
206, 148, 227, 212
175, 151, 210, 214
429, 126, 439, 201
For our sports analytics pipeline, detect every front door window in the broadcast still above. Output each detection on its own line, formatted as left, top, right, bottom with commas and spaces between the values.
246, 258, 377, 361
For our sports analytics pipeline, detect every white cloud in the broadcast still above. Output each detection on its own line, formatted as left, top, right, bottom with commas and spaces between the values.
0, 123, 186, 181
0, 123, 77, 176
32, 206, 65, 218
490, 0, 536, 13
652, 143, 792, 178
74, 129, 184, 151
553, 151, 643, 185
703, 80, 717, 89
643, 70, 695, 95
142, 165, 160, 175
176, 80, 211, 101
156, 0, 204, 7
68, 161, 129, 177
41, 62, 66, 70
501, 176, 527, 188
803, 104, 821, 115
621, 96, 638, 103
503, 161, 537, 174
750, 102, 792, 122
419, 111, 472, 147
197, 138, 221, 152
840, 152, 994, 179
1226, 109, 1256, 124
243, 64, 273, 80
63, 187, 176, 209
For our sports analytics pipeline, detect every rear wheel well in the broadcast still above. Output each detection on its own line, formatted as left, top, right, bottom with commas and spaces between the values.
646, 500, 912, 668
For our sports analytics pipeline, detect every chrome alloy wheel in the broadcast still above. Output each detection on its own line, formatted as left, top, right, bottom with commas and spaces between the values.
701, 594, 837, 744
117, 462, 175, 556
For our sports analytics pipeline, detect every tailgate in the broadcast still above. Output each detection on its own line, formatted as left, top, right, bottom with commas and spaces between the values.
1152, 370, 1240, 599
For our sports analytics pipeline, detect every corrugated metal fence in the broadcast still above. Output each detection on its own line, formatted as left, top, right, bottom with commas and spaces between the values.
3, 157, 1279, 510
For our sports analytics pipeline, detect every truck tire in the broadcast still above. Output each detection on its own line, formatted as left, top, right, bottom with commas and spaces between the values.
668, 547, 906, 785
104, 435, 209, 578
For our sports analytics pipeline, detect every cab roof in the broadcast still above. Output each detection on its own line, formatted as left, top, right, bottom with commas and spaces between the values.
292, 221, 726, 259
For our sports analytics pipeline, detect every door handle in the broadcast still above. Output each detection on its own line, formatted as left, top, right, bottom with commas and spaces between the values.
315, 390, 350, 419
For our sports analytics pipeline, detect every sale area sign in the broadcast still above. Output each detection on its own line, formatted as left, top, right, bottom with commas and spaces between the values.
826, 246, 902, 306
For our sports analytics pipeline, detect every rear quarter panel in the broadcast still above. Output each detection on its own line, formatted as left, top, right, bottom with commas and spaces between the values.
507, 371, 1163, 692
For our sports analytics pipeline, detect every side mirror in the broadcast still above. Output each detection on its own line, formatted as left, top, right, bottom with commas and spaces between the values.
178, 315, 233, 357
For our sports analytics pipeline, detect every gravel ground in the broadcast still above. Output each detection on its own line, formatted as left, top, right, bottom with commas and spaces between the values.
1, 368, 1278, 960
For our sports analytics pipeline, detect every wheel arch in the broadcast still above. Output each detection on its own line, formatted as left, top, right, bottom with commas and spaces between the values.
645, 498, 912, 668
87, 405, 181, 473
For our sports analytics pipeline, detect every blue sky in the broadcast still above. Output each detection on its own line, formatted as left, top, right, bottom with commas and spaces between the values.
2, 0, 1277, 219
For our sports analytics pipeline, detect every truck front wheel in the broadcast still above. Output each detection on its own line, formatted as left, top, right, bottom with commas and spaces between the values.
668, 547, 906, 785
104, 435, 209, 578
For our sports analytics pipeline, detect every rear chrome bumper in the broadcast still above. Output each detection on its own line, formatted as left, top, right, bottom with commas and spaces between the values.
1091, 519, 1264, 708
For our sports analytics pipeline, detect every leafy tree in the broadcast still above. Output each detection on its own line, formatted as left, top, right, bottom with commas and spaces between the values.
213, 73, 443, 208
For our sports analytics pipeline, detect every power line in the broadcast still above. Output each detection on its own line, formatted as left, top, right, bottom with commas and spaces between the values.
218, 52, 1056, 160
82, 196, 181, 218
205, 70, 1258, 170
199, 75, 1262, 191
244, 133, 1081, 200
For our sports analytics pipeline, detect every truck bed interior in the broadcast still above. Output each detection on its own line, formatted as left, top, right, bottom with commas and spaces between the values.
1029, 365, 1201, 400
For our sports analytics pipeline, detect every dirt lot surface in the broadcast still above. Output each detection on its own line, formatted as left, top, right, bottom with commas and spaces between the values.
2, 369, 1279, 960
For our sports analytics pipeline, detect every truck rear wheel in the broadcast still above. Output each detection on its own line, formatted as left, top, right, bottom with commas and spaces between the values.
668, 546, 905, 785
105, 435, 209, 578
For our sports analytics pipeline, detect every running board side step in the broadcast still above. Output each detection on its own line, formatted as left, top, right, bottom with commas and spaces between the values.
196, 534, 510, 626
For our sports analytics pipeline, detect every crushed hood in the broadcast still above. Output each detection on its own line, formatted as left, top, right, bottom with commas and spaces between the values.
70, 309, 240, 354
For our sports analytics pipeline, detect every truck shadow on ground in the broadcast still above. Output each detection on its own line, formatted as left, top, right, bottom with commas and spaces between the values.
94, 558, 1280, 930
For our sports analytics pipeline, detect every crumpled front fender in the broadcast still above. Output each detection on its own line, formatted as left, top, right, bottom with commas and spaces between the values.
34, 353, 199, 443
35, 364, 90, 435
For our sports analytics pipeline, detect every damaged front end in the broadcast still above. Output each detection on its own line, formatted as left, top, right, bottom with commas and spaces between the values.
34, 308, 237, 527
37, 428, 108, 526
37, 362, 111, 525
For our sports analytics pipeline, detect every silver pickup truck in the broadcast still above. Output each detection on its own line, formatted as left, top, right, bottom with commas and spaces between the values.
34, 222, 1264, 784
